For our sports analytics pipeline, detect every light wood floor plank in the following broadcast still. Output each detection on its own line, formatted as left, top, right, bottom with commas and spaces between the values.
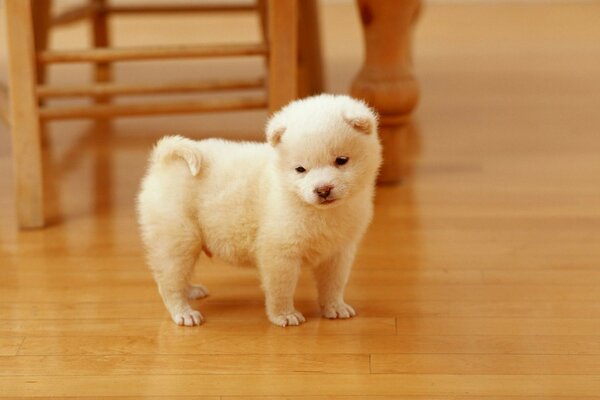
0, 354, 369, 375
17, 334, 600, 356
0, 317, 395, 336
225, 397, 600, 400
0, 337, 24, 356
371, 354, 600, 375
395, 317, 600, 335
4, 283, 600, 302
2, 397, 599, 400
7, 267, 600, 285
1, 374, 599, 397
1, 2, 600, 397
3, 300, 600, 319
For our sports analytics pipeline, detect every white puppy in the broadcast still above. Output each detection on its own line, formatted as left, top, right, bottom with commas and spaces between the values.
137, 94, 382, 327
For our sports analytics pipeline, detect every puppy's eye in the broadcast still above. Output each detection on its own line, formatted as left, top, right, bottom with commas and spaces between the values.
335, 156, 349, 166
295, 166, 306, 173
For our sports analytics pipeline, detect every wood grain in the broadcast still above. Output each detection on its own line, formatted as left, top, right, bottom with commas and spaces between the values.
0, 317, 395, 337
267, 0, 298, 112
371, 354, 600, 375
38, 43, 268, 63
0, 337, 24, 356
18, 334, 600, 356
351, 0, 421, 183
2, 300, 600, 319
38, 97, 267, 120
1, 1, 600, 397
394, 317, 600, 335
0, 354, 369, 376
0, 82, 9, 124
108, 4, 257, 14
90, 0, 112, 89
1, 374, 599, 397
37, 78, 265, 98
4, 0, 44, 227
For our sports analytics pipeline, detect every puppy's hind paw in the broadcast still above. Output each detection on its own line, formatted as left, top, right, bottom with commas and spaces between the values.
269, 310, 306, 327
187, 283, 209, 300
172, 309, 204, 327
322, 302, 356, 319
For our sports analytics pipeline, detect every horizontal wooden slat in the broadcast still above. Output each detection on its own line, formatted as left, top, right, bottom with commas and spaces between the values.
371, 354, 600, 375
0, 354, 369, 376
38, 96, 267, 120
51, 4, 96, 26
36, 78, 265, 98
1, 374, 599, 397
38, 43, 268, 64
18, 334, 600, 356
108, 4, 257, 14
50, 3, 258, 27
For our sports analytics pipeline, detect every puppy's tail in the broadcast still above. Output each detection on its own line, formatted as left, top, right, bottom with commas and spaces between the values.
150, 135, 201, 176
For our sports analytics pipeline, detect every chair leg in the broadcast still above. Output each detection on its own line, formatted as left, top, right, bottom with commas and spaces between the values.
5, 0, 45, 228
256, 0, 267, 45
91, 0, 112, 84
32, 0, 51, 86
297, 0, 324, 97
267, 0, 298, 113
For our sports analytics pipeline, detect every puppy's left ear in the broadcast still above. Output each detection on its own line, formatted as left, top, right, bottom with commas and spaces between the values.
343, 107, 378, 135
266, 113, 286, 146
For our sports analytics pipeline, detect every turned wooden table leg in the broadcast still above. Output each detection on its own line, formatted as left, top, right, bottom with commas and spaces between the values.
350, 0, 421, 184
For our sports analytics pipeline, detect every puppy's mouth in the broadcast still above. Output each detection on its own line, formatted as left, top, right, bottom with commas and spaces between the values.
318, 198, 337, 205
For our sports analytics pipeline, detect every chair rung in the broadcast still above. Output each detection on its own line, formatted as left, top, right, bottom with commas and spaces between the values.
52, 5, 96, 26
37, 78, 265, 98
108, 4, 257, 14
51, 3, 257, 26
38, 96, 267, 120
38, 44, 268, 64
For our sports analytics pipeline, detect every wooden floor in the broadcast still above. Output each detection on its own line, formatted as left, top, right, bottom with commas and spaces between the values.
2, 2, 600, 398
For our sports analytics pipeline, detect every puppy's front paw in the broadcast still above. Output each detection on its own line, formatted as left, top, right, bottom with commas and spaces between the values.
187, 283, 209, 299
172, 309, 204, 327
269, 310, 306, 327
322, 302, 356, 319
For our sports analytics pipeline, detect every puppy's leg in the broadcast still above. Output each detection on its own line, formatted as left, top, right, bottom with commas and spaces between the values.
187, 283, 209, 300
145, 228, 204, 327
258, 255, 305, 327
314, 245, 357, 319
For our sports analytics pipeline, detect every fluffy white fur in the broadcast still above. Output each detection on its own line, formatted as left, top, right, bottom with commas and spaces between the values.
137, 94, 382, 327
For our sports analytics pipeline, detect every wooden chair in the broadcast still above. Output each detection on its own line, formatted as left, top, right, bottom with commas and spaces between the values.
0, 0, 322, 229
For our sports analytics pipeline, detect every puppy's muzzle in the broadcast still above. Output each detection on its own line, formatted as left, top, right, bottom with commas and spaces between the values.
314, 185, 334, 199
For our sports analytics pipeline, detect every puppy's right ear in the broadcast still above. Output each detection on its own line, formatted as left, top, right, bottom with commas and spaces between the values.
266, 114, 286, 146
343, 108, 378, 135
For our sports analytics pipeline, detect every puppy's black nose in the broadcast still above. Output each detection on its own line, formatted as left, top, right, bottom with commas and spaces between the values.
315, 185, 334, 199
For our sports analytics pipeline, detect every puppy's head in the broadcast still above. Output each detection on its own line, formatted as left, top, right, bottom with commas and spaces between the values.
266, 94, 382, 208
